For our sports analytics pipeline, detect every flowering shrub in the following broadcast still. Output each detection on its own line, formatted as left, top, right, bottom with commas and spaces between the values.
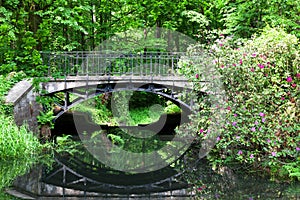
186, 27, 300, 181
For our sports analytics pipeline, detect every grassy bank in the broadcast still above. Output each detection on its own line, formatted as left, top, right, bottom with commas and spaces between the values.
0, 72, 43, 195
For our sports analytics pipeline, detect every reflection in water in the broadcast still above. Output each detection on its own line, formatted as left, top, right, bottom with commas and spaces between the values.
0, 159, 32, 190
185, 159, 300, 199
41, 137, 300, 199
1, 142, 299, 199
0, 159, 35, 199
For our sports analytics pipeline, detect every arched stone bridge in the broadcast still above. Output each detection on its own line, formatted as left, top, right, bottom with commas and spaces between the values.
39, 51, 203, 119
6, 51, 201, 130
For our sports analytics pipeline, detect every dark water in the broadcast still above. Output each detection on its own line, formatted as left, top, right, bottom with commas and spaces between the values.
187, 159, 300, 199
0, 148, 300, 200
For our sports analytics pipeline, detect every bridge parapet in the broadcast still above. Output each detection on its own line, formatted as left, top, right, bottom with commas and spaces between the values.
40, 51, 184, 77
5, 79, 41, 133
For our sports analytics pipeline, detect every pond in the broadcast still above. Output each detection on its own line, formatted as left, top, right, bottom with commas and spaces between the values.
1, 143, 299, 199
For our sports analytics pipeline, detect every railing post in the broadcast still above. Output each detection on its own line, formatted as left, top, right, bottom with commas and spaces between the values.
171, 55, 174, 75
75, 51, 79, 76
140, 53, 143, 76
150, 54, 153, 78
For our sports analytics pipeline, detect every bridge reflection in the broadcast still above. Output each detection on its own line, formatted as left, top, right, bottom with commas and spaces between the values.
42, 151, 188, 195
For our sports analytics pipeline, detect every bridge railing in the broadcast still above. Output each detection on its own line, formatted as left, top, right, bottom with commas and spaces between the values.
40, 51, 184, 77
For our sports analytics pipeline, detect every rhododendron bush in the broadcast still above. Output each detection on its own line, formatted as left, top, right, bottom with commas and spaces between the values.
184, 27, 300, 181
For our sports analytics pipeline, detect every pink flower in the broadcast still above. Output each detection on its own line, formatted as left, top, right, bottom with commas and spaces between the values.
236, 136, 241, 140
250, 68, 255, 72
233, 63, 236, 67
251, 127, 256, 132
239, 59, 243, 65
219, 43, 223, 47
287, 76, 293, 83
195, 74, 199, 79
281, 97, 285, 100
220, 65, 224, 68
271, 152, 276, 157
262, 118, 266, 123
238, 150, 243, 155
250, 154, 254, 159
234, 113, 237, 117
259, 112, 265, 117
258, 63, 264, 69
232, 122, 237, 126
197, 185, 206, 191
255, 121, 259, 125
227, 106, 231, 111
252, 53, 257, 57
296, 147, 300, 151
216, 136, 221, 141
296, 73, 300, 78
267, 139, 271, 143
292, 83, 297, 88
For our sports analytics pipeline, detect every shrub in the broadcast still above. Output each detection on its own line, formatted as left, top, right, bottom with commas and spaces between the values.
184, 27, 300, 181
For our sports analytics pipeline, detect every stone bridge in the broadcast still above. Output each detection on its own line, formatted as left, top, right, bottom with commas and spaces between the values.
6, 51, 204, 132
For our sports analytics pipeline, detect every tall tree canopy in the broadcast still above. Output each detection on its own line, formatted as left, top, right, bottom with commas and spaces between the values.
1, 0, 299, 75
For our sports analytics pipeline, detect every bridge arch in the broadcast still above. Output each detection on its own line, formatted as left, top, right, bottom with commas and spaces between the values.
46, 81, 195, 121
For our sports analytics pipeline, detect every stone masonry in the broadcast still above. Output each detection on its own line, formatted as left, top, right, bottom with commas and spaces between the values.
5, 79, 41, 134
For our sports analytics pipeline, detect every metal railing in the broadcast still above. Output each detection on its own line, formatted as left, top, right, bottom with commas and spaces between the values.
40, 51, 184, 77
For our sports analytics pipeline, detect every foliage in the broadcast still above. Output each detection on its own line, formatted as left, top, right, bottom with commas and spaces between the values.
0, 73, 44, 192
65, 90, 180, 127
104, 128, 166, 153
73, 96, 118, 125
35, 95, 57, 128
129, 91, 164, 109
0, 71, 26, 115
54, 135, 84, 156
0, 192, 19, 200
164, 100, 181, 114
0, 159, 36, 192
181, 27, 300, 183
223, 0, 300, 38
2, 0, 300, 79
0, 115, 42, 160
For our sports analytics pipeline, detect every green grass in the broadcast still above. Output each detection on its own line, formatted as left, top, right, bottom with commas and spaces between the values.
0, 114, 42, 191
0, 72, 43, 191
0, 192, 21, 200
72, 99, 118, 125
129, 107, 164, 125
0, 115, 42, 161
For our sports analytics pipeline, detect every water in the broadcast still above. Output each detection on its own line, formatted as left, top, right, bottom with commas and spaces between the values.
2, 152, 299, 200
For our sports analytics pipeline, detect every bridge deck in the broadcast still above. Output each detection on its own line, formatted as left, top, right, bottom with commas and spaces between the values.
43, 75, 192, 94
